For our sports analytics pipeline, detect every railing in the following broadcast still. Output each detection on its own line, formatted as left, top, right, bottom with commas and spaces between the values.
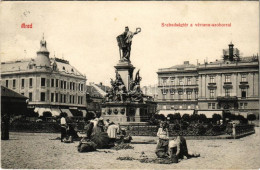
231, 124, 255, 139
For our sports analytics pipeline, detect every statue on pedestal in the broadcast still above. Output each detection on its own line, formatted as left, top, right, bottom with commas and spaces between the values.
117, 26, 141, 62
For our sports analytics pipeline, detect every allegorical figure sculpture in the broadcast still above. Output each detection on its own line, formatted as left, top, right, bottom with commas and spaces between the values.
117, 26, 141, 62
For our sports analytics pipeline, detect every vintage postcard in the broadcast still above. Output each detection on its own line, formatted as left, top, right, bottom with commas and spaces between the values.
0, 1, 259, 169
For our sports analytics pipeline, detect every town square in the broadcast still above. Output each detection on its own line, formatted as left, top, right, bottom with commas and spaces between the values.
1, 1, 259, 169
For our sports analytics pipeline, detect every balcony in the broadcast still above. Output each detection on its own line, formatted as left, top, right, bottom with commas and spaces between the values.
208, 82, 217, 89
223, 82, 233, 89
217, 96, 238, 101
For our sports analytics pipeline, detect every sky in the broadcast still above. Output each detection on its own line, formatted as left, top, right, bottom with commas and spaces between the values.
0, 1, 259, 86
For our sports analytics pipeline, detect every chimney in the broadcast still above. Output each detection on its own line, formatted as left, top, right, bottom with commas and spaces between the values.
229, 42, 234, 61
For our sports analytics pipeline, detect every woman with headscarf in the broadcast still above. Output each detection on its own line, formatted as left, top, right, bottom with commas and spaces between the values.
155, 121, 169, 158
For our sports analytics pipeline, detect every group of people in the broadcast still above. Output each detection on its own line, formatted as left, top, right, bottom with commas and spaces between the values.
60, 114, 128, 146
156, 121, 199, 163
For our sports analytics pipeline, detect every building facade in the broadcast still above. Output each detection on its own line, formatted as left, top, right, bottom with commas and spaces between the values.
1, 36, 87, 117
157, 43, 259, 118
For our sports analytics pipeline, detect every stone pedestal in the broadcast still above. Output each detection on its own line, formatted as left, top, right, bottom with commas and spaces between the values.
114, 60, 135, 91
101, 102, 147, 124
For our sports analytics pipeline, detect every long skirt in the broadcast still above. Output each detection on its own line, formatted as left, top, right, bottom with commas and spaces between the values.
155, 138, 169, 158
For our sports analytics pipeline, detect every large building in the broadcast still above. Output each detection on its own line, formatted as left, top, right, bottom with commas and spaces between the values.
1, 36, 87, 117
157, 43, 259, 118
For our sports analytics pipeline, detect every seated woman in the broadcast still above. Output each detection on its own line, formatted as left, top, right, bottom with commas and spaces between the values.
168, 136, 200, 162
155, 121, 169, 158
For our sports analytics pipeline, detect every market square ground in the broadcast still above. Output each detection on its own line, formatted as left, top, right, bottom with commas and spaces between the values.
1, 128, 260, 169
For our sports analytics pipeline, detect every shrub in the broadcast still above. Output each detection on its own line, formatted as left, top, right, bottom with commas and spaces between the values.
197, 124, 206, 135
212, 114, 222, 123
247, 114, 256, 124
198, 114, 208, 123
182, 114, 190, 122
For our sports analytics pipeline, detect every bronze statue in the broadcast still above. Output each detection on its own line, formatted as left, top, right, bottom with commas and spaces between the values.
117, 26, 141, 62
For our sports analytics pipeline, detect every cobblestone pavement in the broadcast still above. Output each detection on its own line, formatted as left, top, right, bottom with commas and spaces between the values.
1, 128, 260, 169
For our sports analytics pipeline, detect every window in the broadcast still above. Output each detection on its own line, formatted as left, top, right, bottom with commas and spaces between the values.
56, 79, 59, 88
241, 74, 247, 82
51, 79, 54, 87
187, 91, 191, 99
29, 93, 32, 101
225, 75, 231, 83
51, 93, 54, 102
40, 92, 45, 101
55, 93, 58, 102
81, 84, 83, 91
21, 79, 25, 88
5, 80, 8, 87
170, 77, 175, 85
225, 89, 231, 97
64, 95, 66, 103
41, 78, 46, 87
178, 91, 183, 100
210, 89, 215, 99
212, 103, 216, 109
64, 81, 67, 89
29, 78, 33, 87
162, 78, 167, 85
208, 103, 211, 109
78, 96, 80, 104
179, 78, 183, 85
210, 76, 215, 83
61, 80, 64, 89
241, 89, 247, 98
60, 94, 63, 103
240, 103, 248, 109
12, 79, 16, 88
187, 78, 191, 85
244, 103, 248, 109
195, 91, 198, 99
162, 88, 167, 95
72, 96, 74, 104
196, 77, 199, 85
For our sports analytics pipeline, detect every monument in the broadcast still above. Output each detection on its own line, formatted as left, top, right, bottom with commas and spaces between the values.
101, 27, 157, 125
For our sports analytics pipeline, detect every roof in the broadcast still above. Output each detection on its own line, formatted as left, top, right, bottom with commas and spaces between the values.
1, 59, 32, 73
86, 85, 104, 98
51, 58, 84, 76
1, 86, 28, 99
169, 63, 196, 69
1, 57, 85, 77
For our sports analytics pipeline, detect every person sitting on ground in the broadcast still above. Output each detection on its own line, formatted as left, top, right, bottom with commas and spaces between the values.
85, 121, 94, 139
107, 122, 119, 143
155, 121, 169, 158
92, 118, 105, 136
168, 136, 200, 162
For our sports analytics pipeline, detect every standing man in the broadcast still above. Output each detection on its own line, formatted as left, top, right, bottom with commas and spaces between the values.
60, 114, 67, 142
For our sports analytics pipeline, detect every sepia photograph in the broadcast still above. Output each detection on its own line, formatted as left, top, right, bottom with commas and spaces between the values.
0, 1, 259, 169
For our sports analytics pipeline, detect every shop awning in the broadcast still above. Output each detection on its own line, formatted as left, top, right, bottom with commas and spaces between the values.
197, 110, 223, 118
60, 109, 73, 117
157, 110, 194, 117
51, 108, 61, 117
34, 108, 51, 116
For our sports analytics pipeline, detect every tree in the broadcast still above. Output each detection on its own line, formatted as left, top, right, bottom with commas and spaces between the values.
182, 114, 190, 122
172, 113, 181, 123
198, 114, 208, 123
43, 111, 52, 118
212, 114, 222, 123
190, 114, 200, 123
85, 111, 95, 121
167, 114, 174, 123
247, 114, 256, 124
158, 114, 166, 121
